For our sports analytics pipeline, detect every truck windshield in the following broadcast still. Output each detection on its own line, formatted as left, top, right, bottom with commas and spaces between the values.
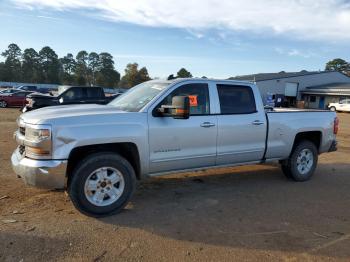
109, 81, 169, 112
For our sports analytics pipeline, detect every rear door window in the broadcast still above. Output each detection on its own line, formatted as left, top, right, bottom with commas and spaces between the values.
86, 88, 103, 98
217, 84, 256, 114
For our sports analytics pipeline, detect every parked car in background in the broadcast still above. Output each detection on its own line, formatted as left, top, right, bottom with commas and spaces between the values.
0, 88, 19, 95
328, 99, 350, 112
12, 79, 338, 216
16, 85, 55, 95
0, 91, 33, 108
22, 86, 120, 112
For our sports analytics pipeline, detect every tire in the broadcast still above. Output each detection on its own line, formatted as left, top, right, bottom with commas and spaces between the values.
68, 152, 136, 217
0, 100, 7, 108
280, 140, 318, 182
329, 106, 336, 112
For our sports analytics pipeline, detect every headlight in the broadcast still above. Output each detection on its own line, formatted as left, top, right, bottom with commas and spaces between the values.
25, 125, 51, 142
24, 124, 52, 159
26, 98, 34, 107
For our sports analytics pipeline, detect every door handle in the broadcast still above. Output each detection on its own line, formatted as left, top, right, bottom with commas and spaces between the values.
200, 122, 216, 128
252, 120, 264, 125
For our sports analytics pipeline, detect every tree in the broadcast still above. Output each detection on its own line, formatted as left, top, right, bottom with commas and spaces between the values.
176, 68, 192, 78
22, 48, 40, 82
0, 62, 6, 81
87, 52, 100, 86
75, 50, 89, 85
95, 52, 120, 87
137, 67, 151, 83
167, 74, 176, 80
59, 53, 76, 84
119, 63, 138, 88
39, 46, 60, 83
1, 43, 22, 81
60, 53, 75, 74
119, 63, 151, 88
325, 58, 349, 74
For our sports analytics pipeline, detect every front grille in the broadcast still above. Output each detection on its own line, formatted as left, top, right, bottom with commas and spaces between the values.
19, 127, 25, 136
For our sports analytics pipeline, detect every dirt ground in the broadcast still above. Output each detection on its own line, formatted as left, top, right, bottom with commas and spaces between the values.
0, 108, 350, 261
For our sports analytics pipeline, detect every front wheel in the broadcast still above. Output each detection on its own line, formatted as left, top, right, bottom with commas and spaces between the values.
68, 153, 136, 217
0, 100, 7, 108
280, 140, 318, 182
329, 106, 336, 112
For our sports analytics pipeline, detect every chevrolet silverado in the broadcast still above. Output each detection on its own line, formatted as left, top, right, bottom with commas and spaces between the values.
12, 79, 338, 216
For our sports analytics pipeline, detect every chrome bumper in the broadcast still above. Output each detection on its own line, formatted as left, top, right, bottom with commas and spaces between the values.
11, 148, 67, 189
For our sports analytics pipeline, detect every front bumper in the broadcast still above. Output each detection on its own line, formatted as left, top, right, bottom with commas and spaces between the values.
11, 148, 67, 189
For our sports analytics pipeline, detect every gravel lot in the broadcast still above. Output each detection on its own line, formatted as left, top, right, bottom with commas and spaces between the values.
1, 108, 350, 261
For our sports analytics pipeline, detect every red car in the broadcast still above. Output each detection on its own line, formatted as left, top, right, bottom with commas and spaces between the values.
0, 91, 33, 108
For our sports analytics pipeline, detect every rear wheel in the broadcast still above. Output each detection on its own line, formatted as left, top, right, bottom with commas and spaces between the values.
280, 140, 318, 181
68, 153, 136, 217
0, 100, 7, 108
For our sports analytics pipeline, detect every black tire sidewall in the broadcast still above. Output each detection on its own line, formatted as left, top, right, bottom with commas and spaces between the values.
68, 153, 136, 217
289, 141, 318, 181
0, 100, 6, 108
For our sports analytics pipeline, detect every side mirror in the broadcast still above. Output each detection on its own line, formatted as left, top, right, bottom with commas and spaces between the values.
171, 96, 190, 119
159, 95, 190, 119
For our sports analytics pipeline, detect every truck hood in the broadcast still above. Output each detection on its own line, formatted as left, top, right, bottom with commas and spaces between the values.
28, 92, 56, 99
21, 104, 127, 125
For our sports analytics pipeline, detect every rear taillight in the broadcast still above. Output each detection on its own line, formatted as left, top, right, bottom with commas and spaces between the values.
334, 117, 339, 134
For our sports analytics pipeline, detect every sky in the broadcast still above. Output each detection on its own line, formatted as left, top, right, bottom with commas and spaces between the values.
0, 0, 349, 79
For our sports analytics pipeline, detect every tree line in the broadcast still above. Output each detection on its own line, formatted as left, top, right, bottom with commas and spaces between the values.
4, 43, 346, 87
0, 43, 194, 88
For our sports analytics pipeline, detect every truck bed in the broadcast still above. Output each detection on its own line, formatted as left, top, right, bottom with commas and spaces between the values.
265, 108, 336, 160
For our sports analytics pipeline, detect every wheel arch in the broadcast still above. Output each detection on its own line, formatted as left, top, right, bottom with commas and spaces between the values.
292, 131, 322, 153
66, 142, 141, 185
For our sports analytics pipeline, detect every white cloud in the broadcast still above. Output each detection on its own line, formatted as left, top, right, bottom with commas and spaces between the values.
11, 0, 350, 41
36, 15, 60, 20
274, 47, 316, 58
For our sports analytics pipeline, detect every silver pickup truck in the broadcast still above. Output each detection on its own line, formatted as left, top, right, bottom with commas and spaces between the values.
11, 79, 338, 216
